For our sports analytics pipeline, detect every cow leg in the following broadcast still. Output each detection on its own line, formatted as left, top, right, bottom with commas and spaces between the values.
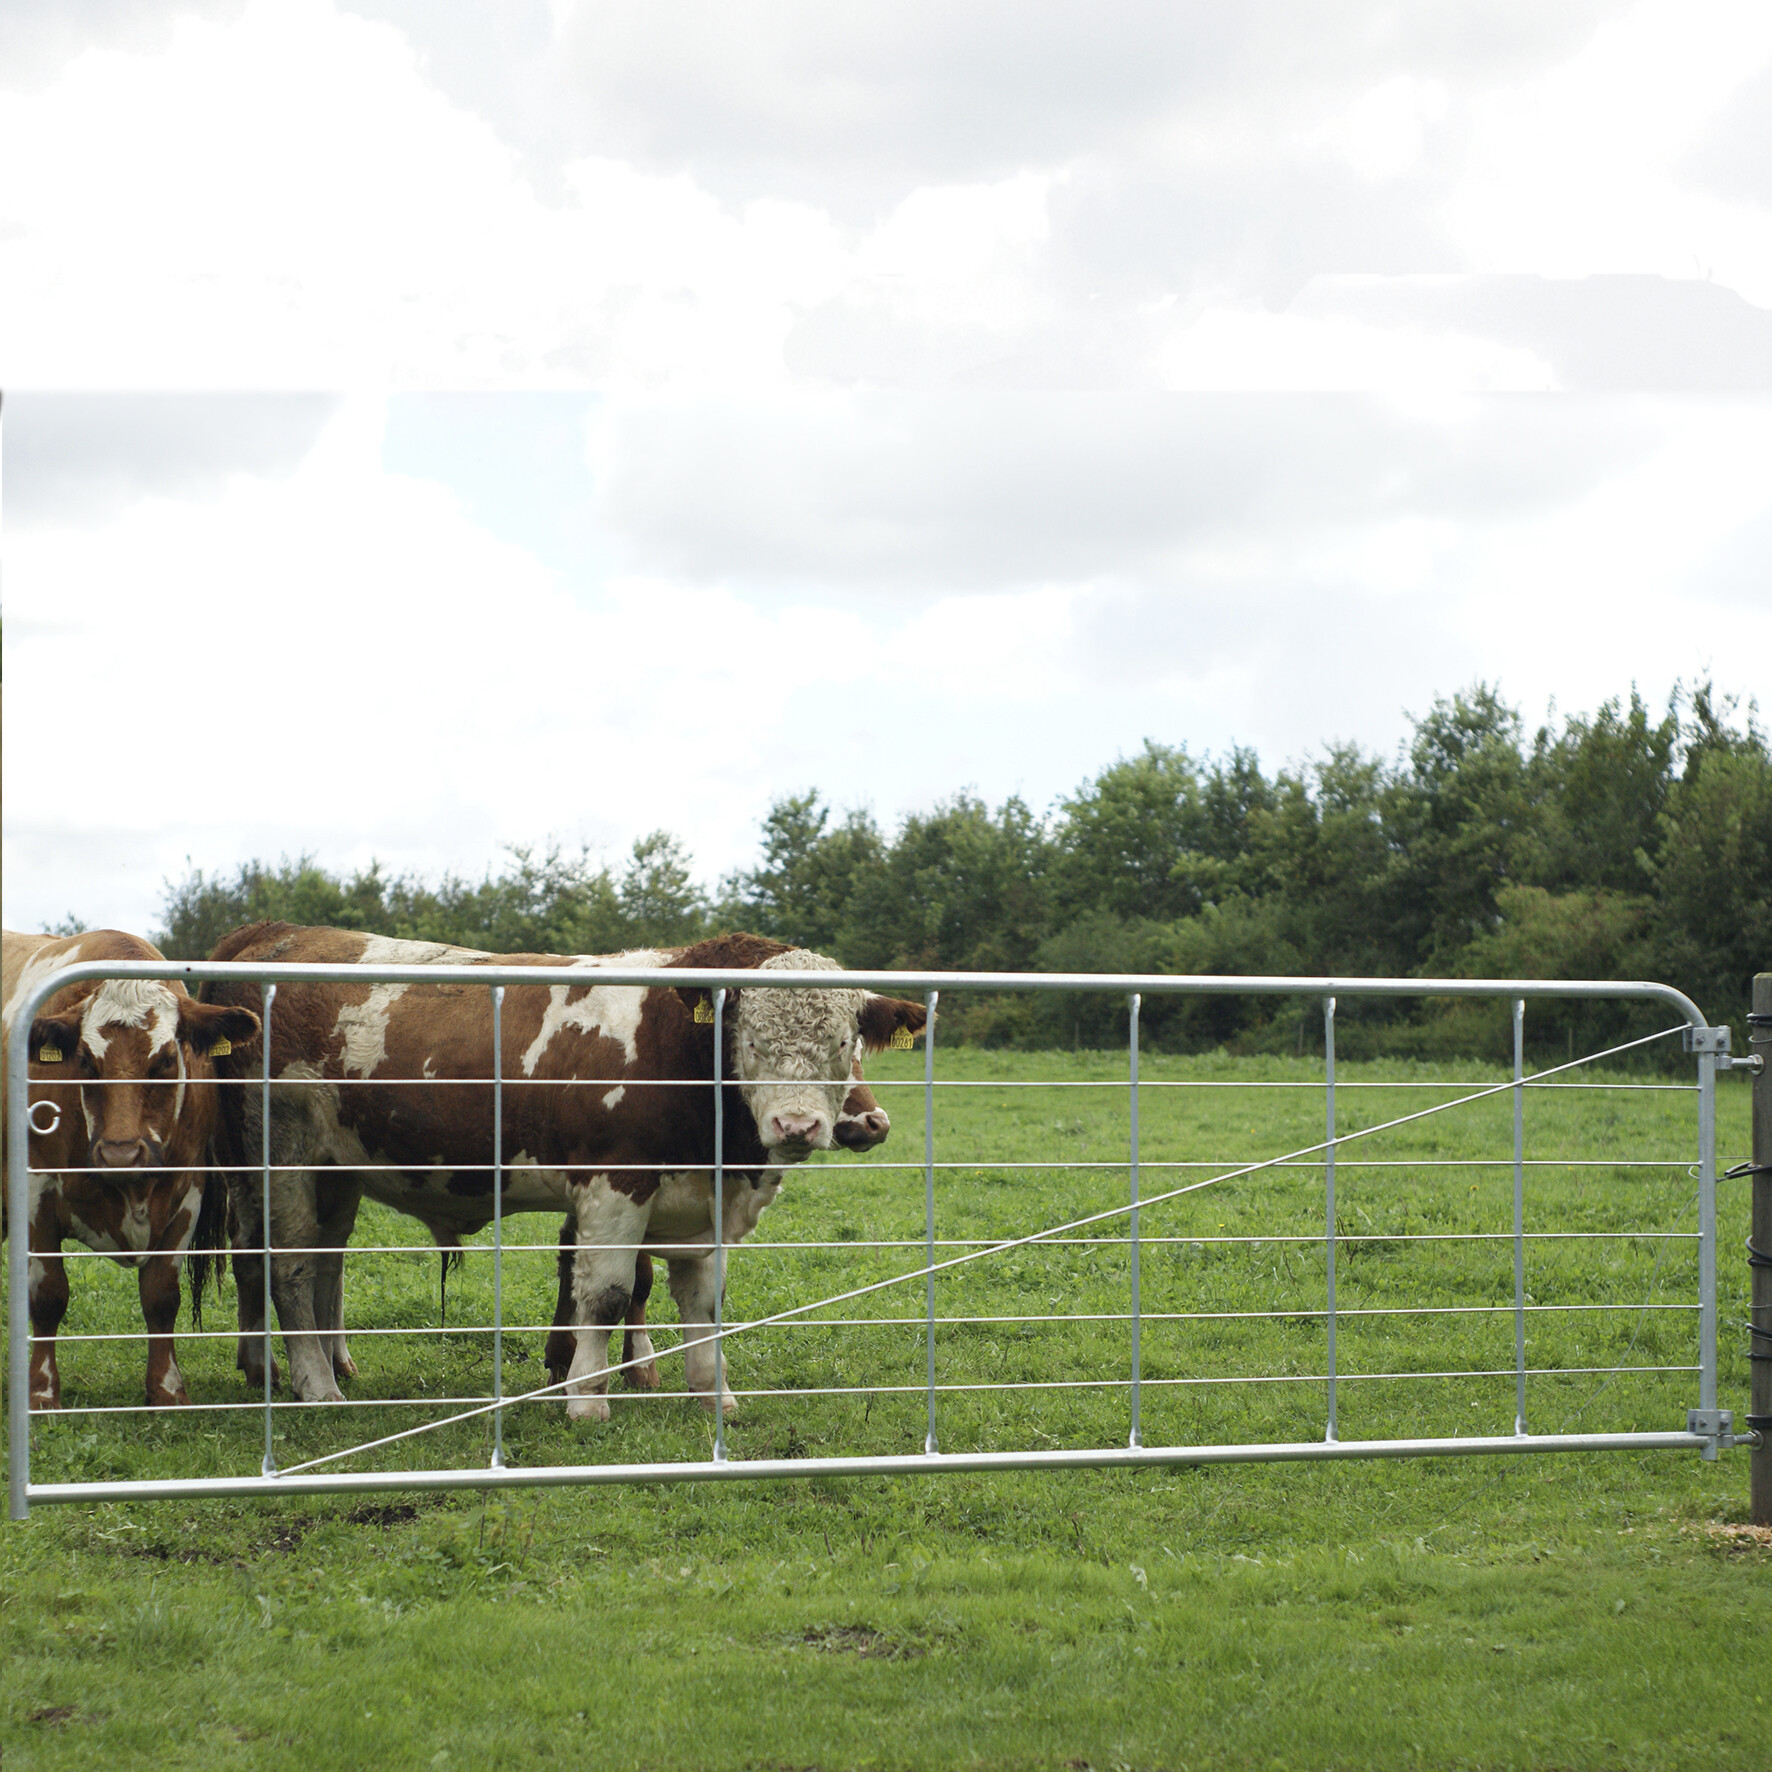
666, 1248, 736, 1416
137, 1253, 191, 1406
313, 1176, 363, 1380
132, 1183, 202, 1407
267, 1172, 345, 1404
562, 1178, 649, 1422
543, 1214, 576, 1387
28, 1242, 70, 1411
228, 1180, 280, 1390
621, 1252, 659, 1391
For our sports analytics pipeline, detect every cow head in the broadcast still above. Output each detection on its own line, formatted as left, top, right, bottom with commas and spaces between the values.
834, 1062, 892, 1150
30, 981, 261, 1169
677, 949, 925, 1156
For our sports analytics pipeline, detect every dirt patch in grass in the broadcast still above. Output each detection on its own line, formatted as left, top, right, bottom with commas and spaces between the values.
800, 1624, 923, 1660
29, 1705, 81, 1726
344, 1502, 422, 1528
131, 1542, 227, 1565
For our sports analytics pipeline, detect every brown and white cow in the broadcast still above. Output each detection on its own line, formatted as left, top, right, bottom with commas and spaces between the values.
203, 924, 924, 1415
1, 929, 260, 1408
559, 1057, 895, 1393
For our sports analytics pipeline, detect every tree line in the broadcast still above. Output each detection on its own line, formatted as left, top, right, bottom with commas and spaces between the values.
157, 682, 1770, 1060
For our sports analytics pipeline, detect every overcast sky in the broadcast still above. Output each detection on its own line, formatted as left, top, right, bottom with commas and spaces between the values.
3, 2, 1770, 936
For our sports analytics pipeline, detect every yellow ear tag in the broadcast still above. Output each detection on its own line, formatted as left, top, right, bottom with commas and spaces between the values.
889, 1025, 915, 1050
693, 995, 715, 1025
208, 1036, 233, 1058
38, 1043, 63, 1064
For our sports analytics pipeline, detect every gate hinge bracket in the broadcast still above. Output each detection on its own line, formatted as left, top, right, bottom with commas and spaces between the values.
1687, 1408, 1736, 1449
1682, 1025, 1732, 1056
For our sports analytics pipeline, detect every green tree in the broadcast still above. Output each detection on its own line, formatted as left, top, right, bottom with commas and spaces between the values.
617, 831, 710, 947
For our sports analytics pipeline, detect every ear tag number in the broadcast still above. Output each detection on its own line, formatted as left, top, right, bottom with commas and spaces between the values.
38, 1043, 64, 1064
208, 1036, 233, 1058
889, 1026, 915, 1050
693, 996, 715, 1025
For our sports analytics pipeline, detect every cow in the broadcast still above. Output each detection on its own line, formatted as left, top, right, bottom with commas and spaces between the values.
1, 929, 260, 1408
552, 1057, 895, 1392
202, 924, 925, 1416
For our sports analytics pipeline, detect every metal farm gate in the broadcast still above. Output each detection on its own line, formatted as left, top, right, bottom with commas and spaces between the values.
5, 961, 1758, 1517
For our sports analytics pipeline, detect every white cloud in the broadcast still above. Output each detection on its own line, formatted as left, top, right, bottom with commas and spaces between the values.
4, 0, 1770, 391
5, 390, 1769, 938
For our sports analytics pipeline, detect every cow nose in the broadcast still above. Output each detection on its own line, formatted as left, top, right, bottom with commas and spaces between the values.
93, 1138, 152, 1169
768, 1113, 821, 1147
860, 1109, 889, 1139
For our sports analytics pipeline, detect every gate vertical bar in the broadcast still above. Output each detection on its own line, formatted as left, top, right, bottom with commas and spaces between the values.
713, 988, 726, 1464
1697, 1037, 1719, 1458
1128, 992, 1142, 1449
491, 985, 505, 1471
1324, 996, 1338, 1443
1512, 998, 1527, 1436
1750, 972, 1771, 1525
261, 983, 277, 1480
8, 1002, 34, 1519
924, 989, 939, 1457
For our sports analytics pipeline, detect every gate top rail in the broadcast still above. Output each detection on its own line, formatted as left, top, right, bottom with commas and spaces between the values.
1, 957, 1711, 1029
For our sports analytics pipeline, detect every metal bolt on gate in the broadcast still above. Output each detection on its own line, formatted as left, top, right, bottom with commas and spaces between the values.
6, 963, 1754, 1518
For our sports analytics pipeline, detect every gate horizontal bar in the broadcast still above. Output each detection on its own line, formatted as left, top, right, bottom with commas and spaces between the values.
8, 956, 1711, 1027
21, 1430, 1717, 1505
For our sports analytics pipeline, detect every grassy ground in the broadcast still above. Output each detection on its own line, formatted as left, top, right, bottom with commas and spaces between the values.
3, 1047, 1764, 1771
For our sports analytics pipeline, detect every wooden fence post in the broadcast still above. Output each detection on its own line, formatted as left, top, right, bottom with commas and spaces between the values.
1752, 972, 1771, 1527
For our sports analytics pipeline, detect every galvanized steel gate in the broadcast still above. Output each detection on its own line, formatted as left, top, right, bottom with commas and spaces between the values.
6, 962, 1755, 1517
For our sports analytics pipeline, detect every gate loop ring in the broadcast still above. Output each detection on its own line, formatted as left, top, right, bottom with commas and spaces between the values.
27, 1098, 63, 1136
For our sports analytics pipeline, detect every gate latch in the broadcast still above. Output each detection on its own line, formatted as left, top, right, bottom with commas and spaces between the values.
1682, 1025, 1732, 1056
1687, 1408, 1735, 1447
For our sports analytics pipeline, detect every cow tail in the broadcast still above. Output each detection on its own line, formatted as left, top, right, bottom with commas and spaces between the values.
186, 1167, 231, 1330
439, 1247, 465, 1326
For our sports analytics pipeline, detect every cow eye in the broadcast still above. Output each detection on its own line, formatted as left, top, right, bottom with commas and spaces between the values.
74, 1047, 97, 1077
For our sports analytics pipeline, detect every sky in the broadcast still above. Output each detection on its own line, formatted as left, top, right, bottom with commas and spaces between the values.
3, 1, 1770, 936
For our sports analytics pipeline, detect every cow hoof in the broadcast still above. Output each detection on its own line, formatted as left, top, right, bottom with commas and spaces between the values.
148, 1389, 192, 1408
238, 1358, 282, 1390
566, 1392, 611, 1423
29, 1393, 61, 1413
697, 1394, 739, 1417
333, 1353, 358, 1379
623, 1363, 660, 1392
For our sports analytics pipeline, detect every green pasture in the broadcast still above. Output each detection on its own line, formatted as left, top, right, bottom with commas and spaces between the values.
3, 1048, 1764, 1771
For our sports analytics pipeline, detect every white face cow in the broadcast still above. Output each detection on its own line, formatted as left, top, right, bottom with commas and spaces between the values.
709, 951, 925, 1156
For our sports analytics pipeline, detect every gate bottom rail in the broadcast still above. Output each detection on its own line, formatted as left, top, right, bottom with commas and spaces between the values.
14, 1428, 1727, 1507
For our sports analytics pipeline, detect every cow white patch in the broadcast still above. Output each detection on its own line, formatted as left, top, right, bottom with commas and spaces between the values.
334, 982, 411, 1077
520, 950, 666, 1077
3, 938, 82, 1035
332, 937, 489, 1078
79, 979, 181, 1061
355, 934, 490, 967
601, 1085, 625, 1110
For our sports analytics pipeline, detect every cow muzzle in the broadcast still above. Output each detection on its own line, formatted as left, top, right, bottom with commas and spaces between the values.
834, 1107, 890, 1150
764, 1111, 826, 1151
92, 1137, 160, 1170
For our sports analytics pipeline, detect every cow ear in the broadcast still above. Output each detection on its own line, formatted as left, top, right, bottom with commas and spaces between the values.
28, 1013, 81, 1066
858, 993, 927, 1053
179, 999, 262, 1062
673, 986, 740, 1023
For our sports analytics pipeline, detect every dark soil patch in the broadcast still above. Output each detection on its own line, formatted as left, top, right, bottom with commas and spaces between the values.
344, 1502, 421, 1528
132, 1542, 226, 1565
29, 1705, 80, 1726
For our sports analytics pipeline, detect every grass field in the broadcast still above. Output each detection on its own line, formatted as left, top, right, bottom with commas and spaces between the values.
4, 1045, 1765, 1771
